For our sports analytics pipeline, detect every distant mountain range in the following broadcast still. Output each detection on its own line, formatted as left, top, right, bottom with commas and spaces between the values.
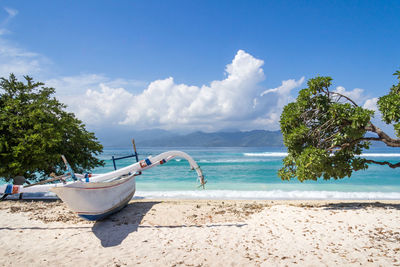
96, 128, 390, 148
97, 129, 284, 147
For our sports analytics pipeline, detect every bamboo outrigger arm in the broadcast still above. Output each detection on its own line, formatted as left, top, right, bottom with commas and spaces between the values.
0, 150, 206, 196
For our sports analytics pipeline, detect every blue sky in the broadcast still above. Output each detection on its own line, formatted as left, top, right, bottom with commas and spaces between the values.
0, 0, 399, 134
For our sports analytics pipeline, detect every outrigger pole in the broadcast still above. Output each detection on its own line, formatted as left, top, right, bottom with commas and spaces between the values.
112, 139, 140, 171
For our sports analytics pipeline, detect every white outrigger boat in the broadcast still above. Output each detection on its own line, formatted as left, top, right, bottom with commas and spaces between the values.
0, 147, 206, 221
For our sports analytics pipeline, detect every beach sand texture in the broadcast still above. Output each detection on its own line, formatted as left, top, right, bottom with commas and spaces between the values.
1, 199, 400, 266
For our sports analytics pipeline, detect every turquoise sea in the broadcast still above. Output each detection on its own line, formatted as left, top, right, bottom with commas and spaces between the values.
93, 146, 400, 200
3, 146, 400, 200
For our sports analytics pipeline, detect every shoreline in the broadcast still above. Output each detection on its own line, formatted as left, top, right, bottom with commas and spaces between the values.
4, 189, 400, 201
1, 199, 400, 266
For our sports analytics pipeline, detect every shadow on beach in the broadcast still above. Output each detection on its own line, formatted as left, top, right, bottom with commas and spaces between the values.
92, 201, 160, 247
138, 223, 247, 229
321, 201, 400, 210
91, 201, 249, 247
0, 226, 91, 230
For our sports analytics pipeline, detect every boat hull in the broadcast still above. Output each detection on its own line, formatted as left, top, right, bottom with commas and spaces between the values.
51, 174, 136, 221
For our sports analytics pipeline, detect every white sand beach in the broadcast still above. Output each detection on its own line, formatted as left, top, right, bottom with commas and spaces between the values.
1, 199, 400, 266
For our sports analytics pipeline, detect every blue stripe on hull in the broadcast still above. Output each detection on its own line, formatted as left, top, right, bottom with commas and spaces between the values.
78, 197, 131, 221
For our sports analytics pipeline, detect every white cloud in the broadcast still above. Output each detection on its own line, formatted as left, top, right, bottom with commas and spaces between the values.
46, 74, 109, 96
362, 97, 396, 137
46, 74, 146, 125
333, 86, 366, 104
333, 87, 381, 113
121, 50, 266, 128
0, 39, 49, 77
257, 77, 305, 129
66, 84, 136, 125
260, 77, 305, 108
0, 7, 50, 77
46, 74, 147, 96
363, 97, 379, 112
64, 50, 305, 131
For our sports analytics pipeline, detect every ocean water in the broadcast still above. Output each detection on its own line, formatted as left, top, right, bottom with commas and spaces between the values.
92, 146, 400, 200
3, 147, 400, 200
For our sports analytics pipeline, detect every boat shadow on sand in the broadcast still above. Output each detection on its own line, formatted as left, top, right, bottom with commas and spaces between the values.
92, 201, 160, 247
92, 201, 248, 247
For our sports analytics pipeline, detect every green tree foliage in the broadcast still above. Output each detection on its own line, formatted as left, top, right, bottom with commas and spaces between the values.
279, 71, 400, 182
0, 74, 104, 181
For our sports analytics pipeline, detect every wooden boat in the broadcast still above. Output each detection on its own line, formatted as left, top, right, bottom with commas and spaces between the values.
51, 173, 137, 221
0, 150, 206, 221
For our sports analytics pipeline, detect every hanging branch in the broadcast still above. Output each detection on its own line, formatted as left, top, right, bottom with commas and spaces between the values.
330, 92, 359, 107
365, 123, 400, 147
365, 159, 400, 168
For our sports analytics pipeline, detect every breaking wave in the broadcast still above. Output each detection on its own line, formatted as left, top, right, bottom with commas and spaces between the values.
243, 152, 288, 157
362, 153, 400, 157
244, 152, 400, 158
134, 190, 400, 200
6, 190, 400, 200
198, 159, 274, 163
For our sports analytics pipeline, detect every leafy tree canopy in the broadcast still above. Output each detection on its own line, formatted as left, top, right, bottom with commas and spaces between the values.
0, 74, 104, 182
279, 70, 400, 182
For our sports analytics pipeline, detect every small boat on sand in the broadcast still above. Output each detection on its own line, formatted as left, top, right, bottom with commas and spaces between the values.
0, 150, 206, 221
51, 173, 137, 221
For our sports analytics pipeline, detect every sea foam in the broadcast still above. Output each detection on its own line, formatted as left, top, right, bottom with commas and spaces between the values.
7, 190, 400, 200
362, 153, 400, 157
243, 152, 288, 157
134, 190, 400, 200
244, 152, 400, 157
199, 159, 274, 163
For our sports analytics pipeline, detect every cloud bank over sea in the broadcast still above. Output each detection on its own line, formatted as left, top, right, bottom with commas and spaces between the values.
53, 50, 305, 132
56, 50, 375, 133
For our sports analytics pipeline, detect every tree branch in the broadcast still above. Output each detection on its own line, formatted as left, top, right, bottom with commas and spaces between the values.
365, 159, 400, 168
365, 122, 400, 147
327, 137, 378, 152
330, 92, 359, 107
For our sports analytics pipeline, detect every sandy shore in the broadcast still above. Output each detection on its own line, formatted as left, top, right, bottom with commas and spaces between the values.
1, 199, 400, 266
